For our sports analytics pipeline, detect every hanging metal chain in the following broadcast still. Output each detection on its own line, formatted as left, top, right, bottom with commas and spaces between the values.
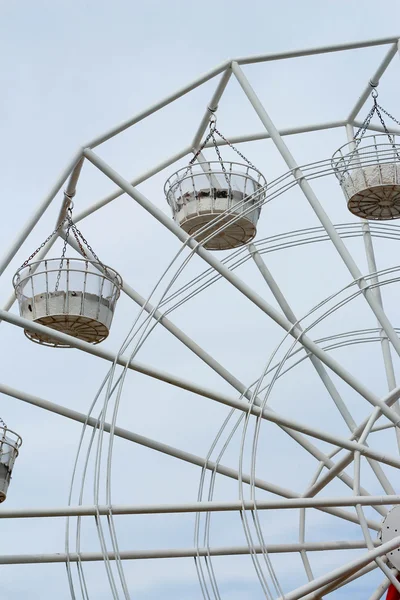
213, 127, 258, 171
69, 220, 110, 273
171, 110, 261, 197
20, 215, 69, 268
353, 103, 376, 144
21, 205, 112, 284
0, 416, 7, 429
341, 88, 400, 175
376, 102, 400, 128
169, 122, 217, 196
54, 212, 72, 292
210, 127, 232, 190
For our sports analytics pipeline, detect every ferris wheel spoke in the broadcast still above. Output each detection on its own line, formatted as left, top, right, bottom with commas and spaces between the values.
248, 243, 357, 430
247, 241, 399, 500
276, 533, 400, 600
25, 232, 398, 514
84, 148, 400, 437
301, 561, 380, 599
368, 576, 393, 600
1, 382, 381, 532
232, 61, 400, 367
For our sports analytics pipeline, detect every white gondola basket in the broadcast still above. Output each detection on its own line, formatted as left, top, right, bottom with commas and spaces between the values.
13, 258, 122, 347
332, 134, 400, 220
0, 427, 22, 503
164, 161, 266, 250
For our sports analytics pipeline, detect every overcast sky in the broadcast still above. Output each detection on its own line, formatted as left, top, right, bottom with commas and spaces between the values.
2, 1, 400, 599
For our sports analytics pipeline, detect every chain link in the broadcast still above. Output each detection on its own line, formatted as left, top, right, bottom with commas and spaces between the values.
170, 113, 261, 198
376, 102, 400, 128
213, 127, 258, 171
20, 215, 69, 268
210, 128, 232, 190
54, 212, 72, 292
341, 89, 400, 174
21, 206, 111, 280
0, 416, 7, 429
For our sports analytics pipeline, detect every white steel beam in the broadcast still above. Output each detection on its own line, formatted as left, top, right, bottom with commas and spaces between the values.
203, 121, 346, 148
0, 150, 83, 278
73, 145, 192, 224
192, 68, 232, 149
4, 352, 400, 472
352, 120, 400, 136
232, 61, 400, 365
85, 63, 230, 149
2, 495, 400, 519
82, 148, 400, 428
277, 534, 400, 600
348, 42, 398, 122
248, 243, 395, 497
63, 234, 383, 472
234, 37, 400, 66
0, 381, 380, 530
302, 562, 381, 599
0, 540, 379, 565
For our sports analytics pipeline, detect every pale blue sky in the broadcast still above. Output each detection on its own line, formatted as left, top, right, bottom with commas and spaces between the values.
2, 1, 400, 598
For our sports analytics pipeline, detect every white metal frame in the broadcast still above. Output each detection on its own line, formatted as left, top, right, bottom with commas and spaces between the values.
2, 36, 400, 599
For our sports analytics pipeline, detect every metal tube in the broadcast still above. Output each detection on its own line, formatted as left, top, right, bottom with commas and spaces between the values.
85, 62, 230, 149
73, 145, 191, 224
0, 382, 380, 530
232, 61, 400, 364
83, 148, 400, 427
235, 37, 400, 66
348, 43, 398, 122
249, 243, 395, 497
32, 234, 388, 516
0, 540, 377, 565
346, 122, 400, 454
1, 495, 400, 519
369, 578, 391, 600
0, 150, 83, 278
301, 562, 381, 599
249, 243, 355, 429
192, 67, 232, 149
277, 534, 400, 600
202, 121, 346, 148
3, 348, 400, 470
352, 121, 400, 135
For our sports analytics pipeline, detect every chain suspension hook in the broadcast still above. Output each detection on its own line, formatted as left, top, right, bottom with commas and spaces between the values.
208, 107, 217, 131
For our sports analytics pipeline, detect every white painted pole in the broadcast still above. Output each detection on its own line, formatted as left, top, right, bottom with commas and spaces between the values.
73, 146, 192, 223
348, 42, 398, 122
1, 495, 400, 519
0, 540, 380, 565
0, 150, 82, 278
0, 382, 381, 529
85, 62, 230, 149
2, 343, 399, 467
231, 61, 400, 364
352, 121, 400, 135
301, 562, 381, 599
277, 534, 400, 600
369, 578, 392, 600
203, 121, 346, 147
249, 243, 356, 429
82, 148, 400, 427
192, 68, 232, 149
235, 37, 400, 66
248, 243, 395, 497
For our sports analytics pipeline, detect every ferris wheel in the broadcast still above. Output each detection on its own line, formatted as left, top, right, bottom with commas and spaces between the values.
3, 35, 400, 599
